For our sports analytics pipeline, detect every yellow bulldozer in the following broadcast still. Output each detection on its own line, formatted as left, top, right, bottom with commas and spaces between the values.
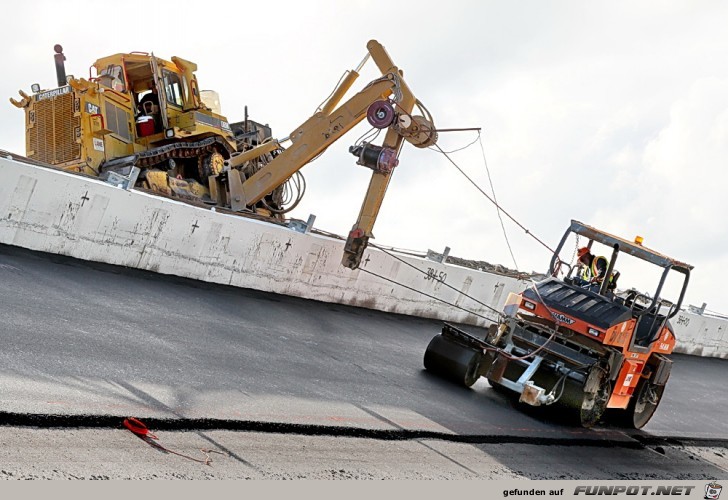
10, 45, 277, 212
10, 41, 438, 268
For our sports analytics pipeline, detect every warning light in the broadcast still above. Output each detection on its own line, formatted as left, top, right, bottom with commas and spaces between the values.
635, 236, 644, 245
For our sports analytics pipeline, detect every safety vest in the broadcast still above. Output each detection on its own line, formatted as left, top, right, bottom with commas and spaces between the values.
581, 256, 609, 282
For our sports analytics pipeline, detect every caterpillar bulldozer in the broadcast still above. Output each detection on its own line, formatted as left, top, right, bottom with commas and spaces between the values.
10, 45, 271, 208
9, 40, 437, 269
423, 220, 693, 428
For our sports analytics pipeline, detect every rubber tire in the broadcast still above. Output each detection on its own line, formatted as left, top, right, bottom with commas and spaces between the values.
606, 377, 667, 429
424, 334, 483, 388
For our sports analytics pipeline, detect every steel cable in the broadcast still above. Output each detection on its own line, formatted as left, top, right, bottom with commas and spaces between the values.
433, 142, 556, 256
357, 267, 498, 323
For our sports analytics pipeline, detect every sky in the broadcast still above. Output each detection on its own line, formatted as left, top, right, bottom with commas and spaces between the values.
1, 0, 727, 313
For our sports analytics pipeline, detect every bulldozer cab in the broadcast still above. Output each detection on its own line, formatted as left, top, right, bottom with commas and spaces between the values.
94, 53, 178, 136
91, 53, 231, 144
548, 220, 693, 348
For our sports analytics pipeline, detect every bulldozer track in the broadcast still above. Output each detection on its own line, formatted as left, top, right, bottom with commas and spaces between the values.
101, 136, 234, 172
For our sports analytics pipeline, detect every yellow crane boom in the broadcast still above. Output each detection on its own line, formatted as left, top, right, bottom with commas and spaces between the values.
219, 40, 436, 269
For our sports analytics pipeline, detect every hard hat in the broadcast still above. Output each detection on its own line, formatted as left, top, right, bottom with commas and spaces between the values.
577, 247, 590, 258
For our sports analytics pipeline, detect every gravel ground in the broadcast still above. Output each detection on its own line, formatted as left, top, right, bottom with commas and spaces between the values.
0, 427, 725, 480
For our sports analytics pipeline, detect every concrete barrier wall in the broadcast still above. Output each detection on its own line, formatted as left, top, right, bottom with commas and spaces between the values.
0, 156, 527, 328
672, 310, 727, 359
1, 156, 725, 358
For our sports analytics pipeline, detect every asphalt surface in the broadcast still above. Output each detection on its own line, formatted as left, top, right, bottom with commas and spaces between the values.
0, 243, 726, 479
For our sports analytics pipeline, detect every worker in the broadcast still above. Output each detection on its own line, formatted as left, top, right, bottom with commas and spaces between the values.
575, 247, 616, 293
577, 247, 608, 282
139, 88, 160, 113
139, 88, 161, 131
